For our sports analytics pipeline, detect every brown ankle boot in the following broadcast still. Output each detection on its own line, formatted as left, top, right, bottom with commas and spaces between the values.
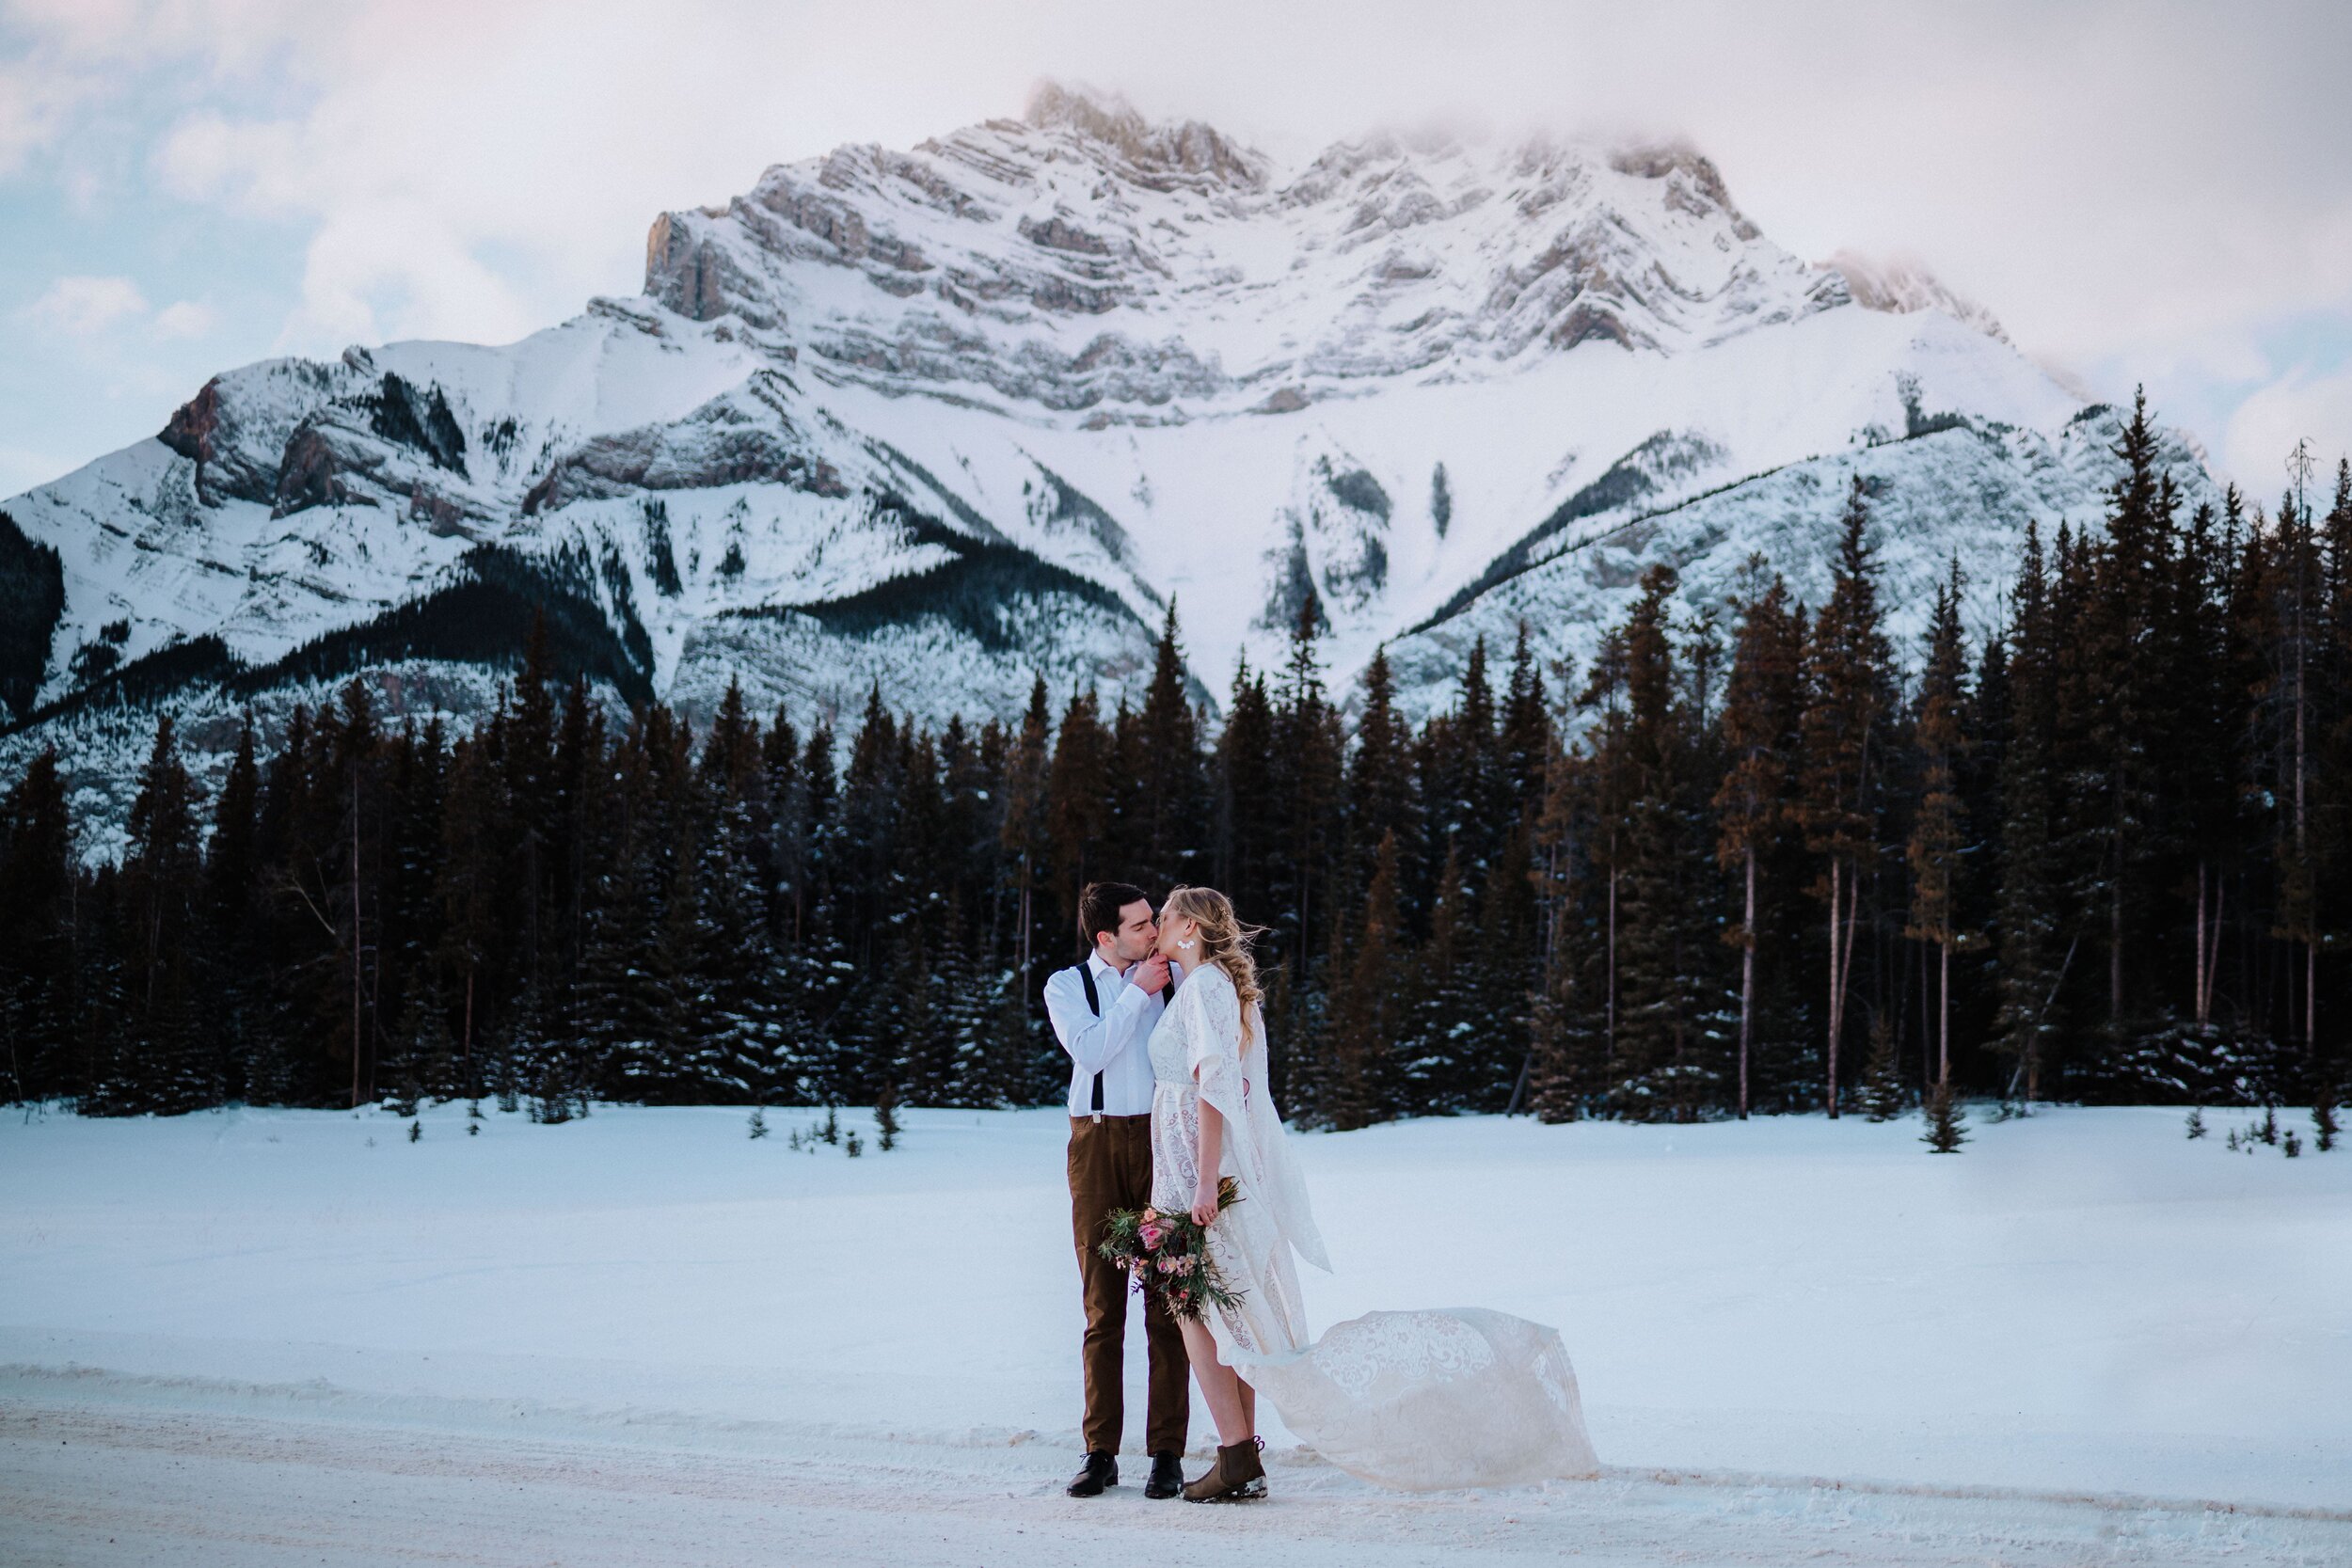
1182, 1436, 1267, 1503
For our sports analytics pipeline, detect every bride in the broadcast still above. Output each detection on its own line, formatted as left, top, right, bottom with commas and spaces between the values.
1146, 885, 1598, 1503
1146, 886, 1324, 1501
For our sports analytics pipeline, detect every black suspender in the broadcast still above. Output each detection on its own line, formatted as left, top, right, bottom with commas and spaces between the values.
1077, 963, 1104, 1115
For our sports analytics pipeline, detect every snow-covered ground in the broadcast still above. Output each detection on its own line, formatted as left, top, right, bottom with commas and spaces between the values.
2, 1103, 2346, 1565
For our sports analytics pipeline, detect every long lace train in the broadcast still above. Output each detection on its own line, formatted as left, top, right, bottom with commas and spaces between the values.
1242, 1307, 1600, 1491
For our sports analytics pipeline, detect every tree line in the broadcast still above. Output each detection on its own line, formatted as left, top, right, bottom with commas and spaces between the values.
1, 395, 2345, 1129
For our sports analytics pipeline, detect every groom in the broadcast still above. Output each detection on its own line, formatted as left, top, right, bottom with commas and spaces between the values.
1043, 880, 1188, 1499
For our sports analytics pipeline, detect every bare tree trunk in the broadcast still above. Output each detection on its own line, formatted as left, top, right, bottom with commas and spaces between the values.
1606, 868, 1619, 1062
2109, 873, 2123, 1032
1825, 859, 1843, 1118
1920, 942, 1932, 1098
350, 768, 363, 1110
2194, 862, 2209, 1031
1016, 860, 1032, 997
1739, 847, 1755, 1120
2202, 878, 2224, 1027
2295, 516, 2311, 1050
1938, 939, 1950, 1085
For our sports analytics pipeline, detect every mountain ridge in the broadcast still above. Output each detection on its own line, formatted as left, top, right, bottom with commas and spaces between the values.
0, 83, 2216, 848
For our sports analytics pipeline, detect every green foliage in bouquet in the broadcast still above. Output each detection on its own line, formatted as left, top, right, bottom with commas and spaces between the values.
1098, 1176, 1248, 1323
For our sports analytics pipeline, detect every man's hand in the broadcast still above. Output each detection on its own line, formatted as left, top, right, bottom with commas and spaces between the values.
1190, 1180, 1219, 1227
1132, 954, 1172, 995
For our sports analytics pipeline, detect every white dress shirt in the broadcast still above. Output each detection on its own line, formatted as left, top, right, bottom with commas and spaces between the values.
1043, 952, 1167, 1118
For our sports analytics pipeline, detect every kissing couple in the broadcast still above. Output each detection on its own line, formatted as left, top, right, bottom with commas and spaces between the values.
1054, 883, 1618, 1504
1046, 880, 1602, 1505
1048, 879, 1315, 1502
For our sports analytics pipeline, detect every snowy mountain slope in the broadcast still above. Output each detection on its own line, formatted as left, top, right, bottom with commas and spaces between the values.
1388, 402, 2218, 707
0, 84, 2211, 840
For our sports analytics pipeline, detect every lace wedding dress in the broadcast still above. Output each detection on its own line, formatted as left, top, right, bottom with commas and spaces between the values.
1146, 963, 1599, 1491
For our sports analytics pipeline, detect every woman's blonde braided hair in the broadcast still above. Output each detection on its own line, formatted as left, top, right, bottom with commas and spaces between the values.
1164, 885, 1266, 1043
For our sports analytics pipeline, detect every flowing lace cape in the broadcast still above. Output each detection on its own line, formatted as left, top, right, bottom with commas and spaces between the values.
1168, 962, 1599, 1492
1172, 962, 1331, 1275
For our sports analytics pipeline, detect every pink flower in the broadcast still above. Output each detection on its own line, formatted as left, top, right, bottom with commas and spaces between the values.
1139, 1224, 1164, 1251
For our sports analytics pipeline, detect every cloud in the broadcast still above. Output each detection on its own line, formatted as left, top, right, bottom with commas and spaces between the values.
2226, 367, 2352, 499
153, 299, 216, 339
3, 0, 2350, 482
17, 273, 216, 341
22, 274, 149, 334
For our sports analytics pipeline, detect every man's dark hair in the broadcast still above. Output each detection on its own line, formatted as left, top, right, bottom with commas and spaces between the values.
1077, 881, 1152, 954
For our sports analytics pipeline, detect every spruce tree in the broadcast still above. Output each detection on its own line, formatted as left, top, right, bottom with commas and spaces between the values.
998, 676, 1052, 1006
1322, 830, 1406, 1130
1605, 567, 1713, 1120
1906, 562, 1969, 1087
1215, 657, 1277, 922
1134, 601, 1209, 890
0, 749, 75, 1103
1993, 522, 2067, 1101
1715, 563, 1804, 1118
110, 717, 207, 1113
1799, 476, 1896, 1118
1922, 1078, 1967, 1152
1860, 1012, 1905, 1121
1044, 686, 1110, 941
1269, 593, 1344, 967
1347, 646, 1422, 918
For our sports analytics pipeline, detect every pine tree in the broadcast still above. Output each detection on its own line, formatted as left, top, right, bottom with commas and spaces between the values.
1993, 521, 2067, 1101
1044, 686, 1110, 941
1269, 593, 1344, 967
1921, 1078, 1967, 1152
1526, 718, 1590, 1122
1906, 562, 1970, 1087
1603, 566, 1714, 1120
1346, 646, 1422, 918
998, 676, 1052, 1013
2077, 391, 2178, 1052
1715, 563, 1804, 1118
1799, 476, 1897, 1117
113, 717, 208, 1114
1215, 658, 1277, 922
1860, 1012, 1905, 1121
1322, 830, 1406, 1130
0, 748, 75, 1103
1134, 601, 1209, 890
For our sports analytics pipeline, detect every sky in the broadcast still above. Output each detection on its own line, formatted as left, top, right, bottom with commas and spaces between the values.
2, 0, 2348, 501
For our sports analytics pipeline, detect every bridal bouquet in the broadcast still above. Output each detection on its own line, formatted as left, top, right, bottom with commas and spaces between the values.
1099, 1178, 1246, 1323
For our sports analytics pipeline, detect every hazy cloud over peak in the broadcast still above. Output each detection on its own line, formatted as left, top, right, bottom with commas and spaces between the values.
0, 0, 2346, 494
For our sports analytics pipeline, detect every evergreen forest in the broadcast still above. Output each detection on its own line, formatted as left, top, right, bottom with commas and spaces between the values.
3, 398, 2347, 1130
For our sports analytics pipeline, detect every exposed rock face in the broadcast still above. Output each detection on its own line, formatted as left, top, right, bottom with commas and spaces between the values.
1826, 250, 2010, 343
3, 83, 2214, 847
160, 376, 283, 506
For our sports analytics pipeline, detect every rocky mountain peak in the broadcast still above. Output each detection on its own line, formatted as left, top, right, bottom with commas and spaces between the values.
1020, 79, 1267, 190
1604, 139, 1756, 238
5, 87, 2188, 853
1824, 249, 2008, 343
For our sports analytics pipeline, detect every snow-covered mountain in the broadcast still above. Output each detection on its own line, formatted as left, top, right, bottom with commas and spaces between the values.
0, 84, 2214, 847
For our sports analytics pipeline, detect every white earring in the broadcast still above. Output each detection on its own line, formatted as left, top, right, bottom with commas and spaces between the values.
1178, 938, 1196, 950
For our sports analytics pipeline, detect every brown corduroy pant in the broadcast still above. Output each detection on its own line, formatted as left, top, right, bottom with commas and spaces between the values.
1068, 1114, 1191, 1456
